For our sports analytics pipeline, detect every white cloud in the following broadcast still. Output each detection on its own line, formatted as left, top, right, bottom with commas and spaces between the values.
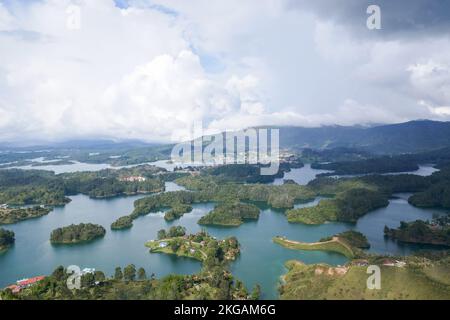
0, 0, 450, 143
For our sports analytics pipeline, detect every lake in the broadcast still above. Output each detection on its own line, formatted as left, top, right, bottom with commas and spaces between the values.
0, 182, 445, 299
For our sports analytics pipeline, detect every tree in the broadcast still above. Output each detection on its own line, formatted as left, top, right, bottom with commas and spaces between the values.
94, 271, 106, 282
251, 284, 261, 300
52, 265, 65, 281
114, 267, 123, 280
170, 239, 181, 252
138, 267, 147, 280
81, 272, 95, 287
123, 264, 136, 281
157, 229, 167, 240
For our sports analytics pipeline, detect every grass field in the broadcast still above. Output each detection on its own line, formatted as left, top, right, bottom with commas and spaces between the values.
273, 236, 355, 258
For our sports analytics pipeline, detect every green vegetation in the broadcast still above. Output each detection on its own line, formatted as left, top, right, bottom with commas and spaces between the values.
312, 157, 419, 175
164, 204, 193, 221
300, 147, 372, 163
274, 231, 369, 259
287, 188, 389, 224
110, 216, 133, 230
0, 166, 168, 207
384, 216, 450, 247
198, 202, 260, 226
147, 230, 240, 262
408, 168, 450, 209
113, 181, 316, 229
0, 229, 250, 299
0, 169, 70, 206
1, 261, 252, 300
157, 226, 186, 239
0, 206, 51, 225
0, 228, 15, 251
334, 230, 371, 249
61, 166, 165, 198
203, 164, 285, 183
279, 253, 450, 300
50, 223, 106, 244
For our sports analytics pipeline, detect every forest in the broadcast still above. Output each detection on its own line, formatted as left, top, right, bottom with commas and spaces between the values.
50, 223, 106, 244
0, 228, 15, 251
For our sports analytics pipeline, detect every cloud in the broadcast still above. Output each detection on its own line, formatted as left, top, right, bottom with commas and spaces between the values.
0, 0, 450, 143
287, 0, 450, 38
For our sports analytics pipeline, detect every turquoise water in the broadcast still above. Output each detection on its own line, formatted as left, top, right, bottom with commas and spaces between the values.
0, 184, 446, 299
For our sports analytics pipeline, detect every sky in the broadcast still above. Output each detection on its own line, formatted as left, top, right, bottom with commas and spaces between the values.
0, 0, 450, 143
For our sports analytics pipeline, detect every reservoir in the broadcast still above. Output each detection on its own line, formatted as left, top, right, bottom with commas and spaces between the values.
0, 183, 445, 299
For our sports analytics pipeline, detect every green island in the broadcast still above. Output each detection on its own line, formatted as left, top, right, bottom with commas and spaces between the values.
384, 216, 450, 247
50, 223, 106, 244
110, 216, 133, 230
286, 188, 389, 224
198, 202, 260, 226
111, 178, 316, 228
203, 163, 288, 184
0, 228, 15, 252
273, 231, 370, 259
279, 252, 450, 300
164, 204, 193, 221
110, 160, 450, 230
146, 228, 240, 262
407, 167, 450, 208
2, 227, 257, 300
0, 165, 174, 206
0, 206, 51, 225
0, 259, 259, 300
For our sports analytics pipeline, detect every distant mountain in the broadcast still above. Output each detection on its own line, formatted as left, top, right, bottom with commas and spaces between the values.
0, 139, 159, 152
2, 120, 450, 155
277, 120, 450, 154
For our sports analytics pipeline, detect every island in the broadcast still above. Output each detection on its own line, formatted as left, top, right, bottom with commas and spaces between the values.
273, 230, 370, 258
0, 206, 51, 225
286, 188, 389, 224
110, 216, 133, 230
1, 261, 255, 300
146, 228, 240, 262
164, 204, 193, 221
198, 202, 260, 226
311, 156, 419, 176
384, 216, 450, 247
0, 228, 15, 252
50, 223, 106, 244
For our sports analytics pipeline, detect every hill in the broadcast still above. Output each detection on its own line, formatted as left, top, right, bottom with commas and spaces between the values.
277, 120, 450, 154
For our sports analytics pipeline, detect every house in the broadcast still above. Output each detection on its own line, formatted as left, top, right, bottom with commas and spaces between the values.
159, 241, 168, 248
119, 176, 147, 182
7, 276, 46, 293
7, 285, 21, 294
17, 276, 46, 287
394, 260, 406, 268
